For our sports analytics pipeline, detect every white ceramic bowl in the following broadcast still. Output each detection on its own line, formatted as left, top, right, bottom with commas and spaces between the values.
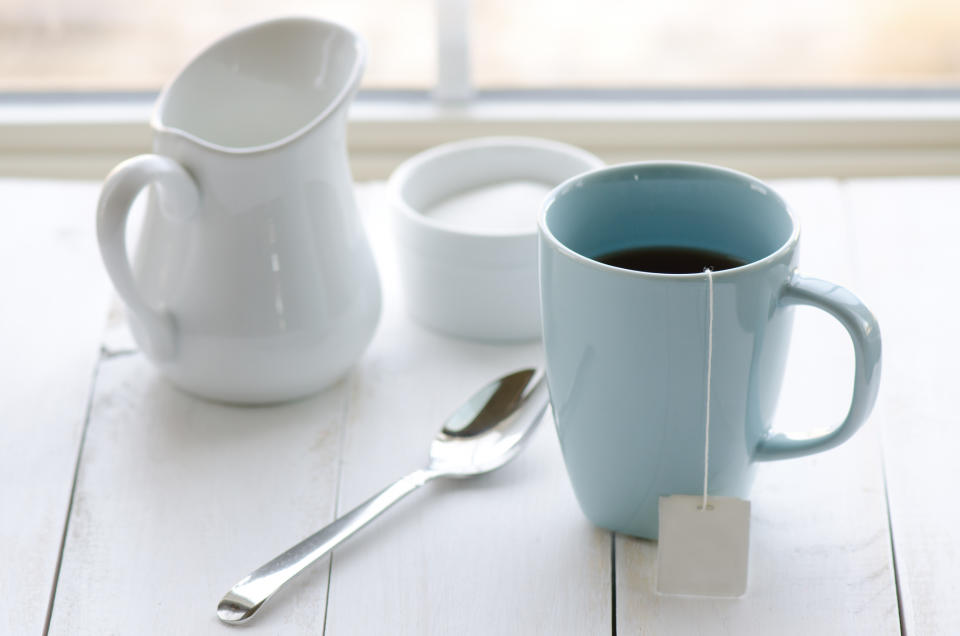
389, 137, 603, 341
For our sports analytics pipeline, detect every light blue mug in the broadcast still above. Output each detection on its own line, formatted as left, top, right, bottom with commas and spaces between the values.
538, 162, 881, 539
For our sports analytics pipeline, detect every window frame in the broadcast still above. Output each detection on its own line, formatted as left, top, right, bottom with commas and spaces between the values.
1, 88, 959, 180
3, 0, 960, 180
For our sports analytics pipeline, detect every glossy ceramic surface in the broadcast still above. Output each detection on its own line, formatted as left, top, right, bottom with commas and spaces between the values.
539, 162, 881, 539
96, 18, 381, 403
389, 137, 603, 341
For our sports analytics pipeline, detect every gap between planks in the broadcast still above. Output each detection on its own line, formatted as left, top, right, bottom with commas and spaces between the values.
321, 367, 358, 636
839, 177, 905, 636
42, 352, 106, 636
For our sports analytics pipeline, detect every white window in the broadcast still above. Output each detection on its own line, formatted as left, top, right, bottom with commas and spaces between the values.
1, 0, 958, 178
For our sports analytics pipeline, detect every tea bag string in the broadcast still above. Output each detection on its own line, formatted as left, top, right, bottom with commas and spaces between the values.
702, 267, 714, 511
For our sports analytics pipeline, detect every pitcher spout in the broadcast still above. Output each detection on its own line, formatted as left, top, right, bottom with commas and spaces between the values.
151, 16, 366, 154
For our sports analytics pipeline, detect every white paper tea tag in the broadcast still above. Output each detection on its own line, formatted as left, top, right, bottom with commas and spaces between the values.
656, 270, 750, 597
656, 495, 751, 597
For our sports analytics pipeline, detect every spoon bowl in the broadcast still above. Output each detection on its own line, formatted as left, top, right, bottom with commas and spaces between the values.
217, 367, 549, 624
429, 368, 545, 477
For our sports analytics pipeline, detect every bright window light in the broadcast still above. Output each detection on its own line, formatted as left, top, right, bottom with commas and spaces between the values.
0, 0, 958, 93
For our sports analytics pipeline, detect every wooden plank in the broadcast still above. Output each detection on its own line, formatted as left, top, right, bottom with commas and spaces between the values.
40, 178, 914, 633
0, 179, 112, 635
46, 188, 388, 634
323, 184, 611, 635
43, 182, 601, 635
616, 179, 900, 634
843, 177, 960, 635
46, 353, 347, 634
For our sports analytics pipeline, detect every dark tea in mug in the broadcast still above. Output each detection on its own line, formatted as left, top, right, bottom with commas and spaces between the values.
593, 246, 746, 274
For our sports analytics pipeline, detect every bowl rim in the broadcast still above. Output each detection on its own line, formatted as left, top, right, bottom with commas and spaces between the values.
388, 136, 604, 241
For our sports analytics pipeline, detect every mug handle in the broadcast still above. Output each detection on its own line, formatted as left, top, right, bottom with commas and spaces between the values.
96, 155, 200, 360
755, 274, 882, 461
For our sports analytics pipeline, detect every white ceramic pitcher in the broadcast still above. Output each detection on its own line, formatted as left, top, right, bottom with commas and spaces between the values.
96, 17, 381, 404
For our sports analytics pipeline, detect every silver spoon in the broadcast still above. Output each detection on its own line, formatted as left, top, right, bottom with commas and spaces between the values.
217, 367, 549, 624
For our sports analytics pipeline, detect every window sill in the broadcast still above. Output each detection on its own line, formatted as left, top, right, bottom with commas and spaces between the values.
1, 92, 959, 180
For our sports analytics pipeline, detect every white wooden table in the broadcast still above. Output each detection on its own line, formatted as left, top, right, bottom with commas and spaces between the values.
3, 177, 957, 635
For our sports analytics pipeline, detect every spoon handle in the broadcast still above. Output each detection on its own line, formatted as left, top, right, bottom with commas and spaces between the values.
217, 468, 436, 624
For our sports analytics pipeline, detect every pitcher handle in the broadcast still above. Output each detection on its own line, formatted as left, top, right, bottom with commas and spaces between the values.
755, 274, 882, 461
96, 154, 199, 360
